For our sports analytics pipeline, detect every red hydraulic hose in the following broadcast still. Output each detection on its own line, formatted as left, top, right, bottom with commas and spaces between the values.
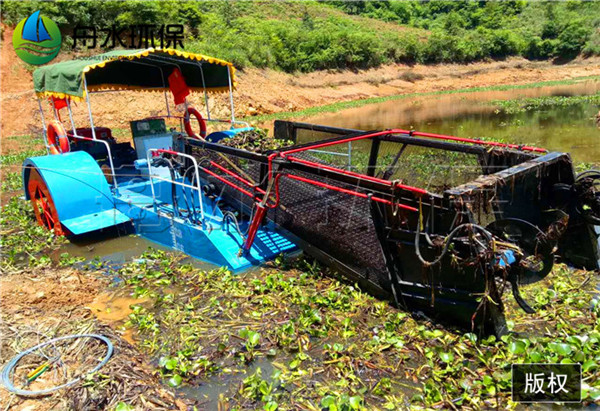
242, 204, 268, 252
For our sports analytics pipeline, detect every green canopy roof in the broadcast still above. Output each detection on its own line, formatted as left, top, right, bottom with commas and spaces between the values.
33, 48, 236, 101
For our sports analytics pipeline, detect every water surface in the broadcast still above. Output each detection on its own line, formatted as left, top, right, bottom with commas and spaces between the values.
300, 80, 600, 163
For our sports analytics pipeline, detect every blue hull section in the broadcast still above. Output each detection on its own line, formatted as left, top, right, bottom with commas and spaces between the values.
23, 152, 297, 271
23, 151, 131, 235
114, 180, 295, 271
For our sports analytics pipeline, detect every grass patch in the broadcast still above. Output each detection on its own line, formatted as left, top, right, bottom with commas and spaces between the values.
0, 197, 66, 269
1, 172, 22, 192
0, 148, 46, 167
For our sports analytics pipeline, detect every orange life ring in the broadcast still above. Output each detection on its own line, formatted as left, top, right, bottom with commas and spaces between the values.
47, 121, 70, 155
184, 107, 207, 139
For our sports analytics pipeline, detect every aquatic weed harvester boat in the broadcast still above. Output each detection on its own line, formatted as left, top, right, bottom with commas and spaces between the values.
23, 50, 600, 335
24, 48, 295, 270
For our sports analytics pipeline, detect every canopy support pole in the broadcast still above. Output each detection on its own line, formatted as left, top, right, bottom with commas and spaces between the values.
37, 98, 50, 155
83, 75, 97, 140
199, 63, 211, 120
66, 99, 76, 135
159, 66, 170, 118
227, 66, 235, 126
164, 91, 171, 118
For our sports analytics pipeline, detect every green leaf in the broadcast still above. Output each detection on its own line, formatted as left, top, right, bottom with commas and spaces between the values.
463, 333, 477, 344
114, 402, 134, 411
164, 358, 178, 371
167, 374, 183, 387
349, 396, 362, 409
264, 401, 278, 411
508, 340, 526, 354
583, 359, 597, 373
528, 351, 543, 362
248, 331, 261, 347
320, 395, 336, 408
549, 342, 573, 356
439, 352, 454, 363
482, 375, 494, 387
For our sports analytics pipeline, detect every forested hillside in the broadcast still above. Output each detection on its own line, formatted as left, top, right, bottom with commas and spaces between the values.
2, 1, 599, 72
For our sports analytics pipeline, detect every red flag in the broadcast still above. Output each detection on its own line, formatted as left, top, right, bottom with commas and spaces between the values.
168, 68, 190, 105
49, 96, 68, 110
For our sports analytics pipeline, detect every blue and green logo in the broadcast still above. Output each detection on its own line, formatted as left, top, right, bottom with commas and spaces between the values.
13, 10, 61, 65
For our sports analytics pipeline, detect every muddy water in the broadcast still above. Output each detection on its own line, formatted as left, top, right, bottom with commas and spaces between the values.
57, 232, 216, 271
88, 289, 150, 345
300, 80, 600, 163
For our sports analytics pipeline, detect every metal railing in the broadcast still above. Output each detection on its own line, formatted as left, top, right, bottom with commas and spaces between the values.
67, 133, 119, 192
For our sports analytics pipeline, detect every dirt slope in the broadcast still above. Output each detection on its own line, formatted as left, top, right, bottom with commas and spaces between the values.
2, 25, 600, 151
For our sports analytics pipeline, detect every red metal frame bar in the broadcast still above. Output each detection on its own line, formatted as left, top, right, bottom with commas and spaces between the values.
407, 130, 547, 153
279, 128, 547, 156
209, 161, 266, 195
285, 174, 418, 212
280, 130, 398, 156
286, 156, 428, 195
199, 164, 256, 199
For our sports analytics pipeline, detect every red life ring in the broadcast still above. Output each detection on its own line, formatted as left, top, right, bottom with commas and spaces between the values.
184, 107, 207, 139
47, 121, 70, 155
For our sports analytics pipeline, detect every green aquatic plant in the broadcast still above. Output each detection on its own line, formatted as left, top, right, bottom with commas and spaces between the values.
0, 197, 66, 268
0, 148, 46, 166
492, 92, 600, 114
1, 172, 22, 192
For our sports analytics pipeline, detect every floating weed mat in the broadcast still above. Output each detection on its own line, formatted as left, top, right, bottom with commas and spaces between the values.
218, 128, 293, 153
115, 250, 600, 409
491, 92, 600, 114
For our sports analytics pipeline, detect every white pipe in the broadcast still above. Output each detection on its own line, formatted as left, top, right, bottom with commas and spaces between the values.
83, 75, 97, 140
70, 134, 118, 192
348, 142, 352, 170
145, 150, 158, 213
199, 63, 211, 120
